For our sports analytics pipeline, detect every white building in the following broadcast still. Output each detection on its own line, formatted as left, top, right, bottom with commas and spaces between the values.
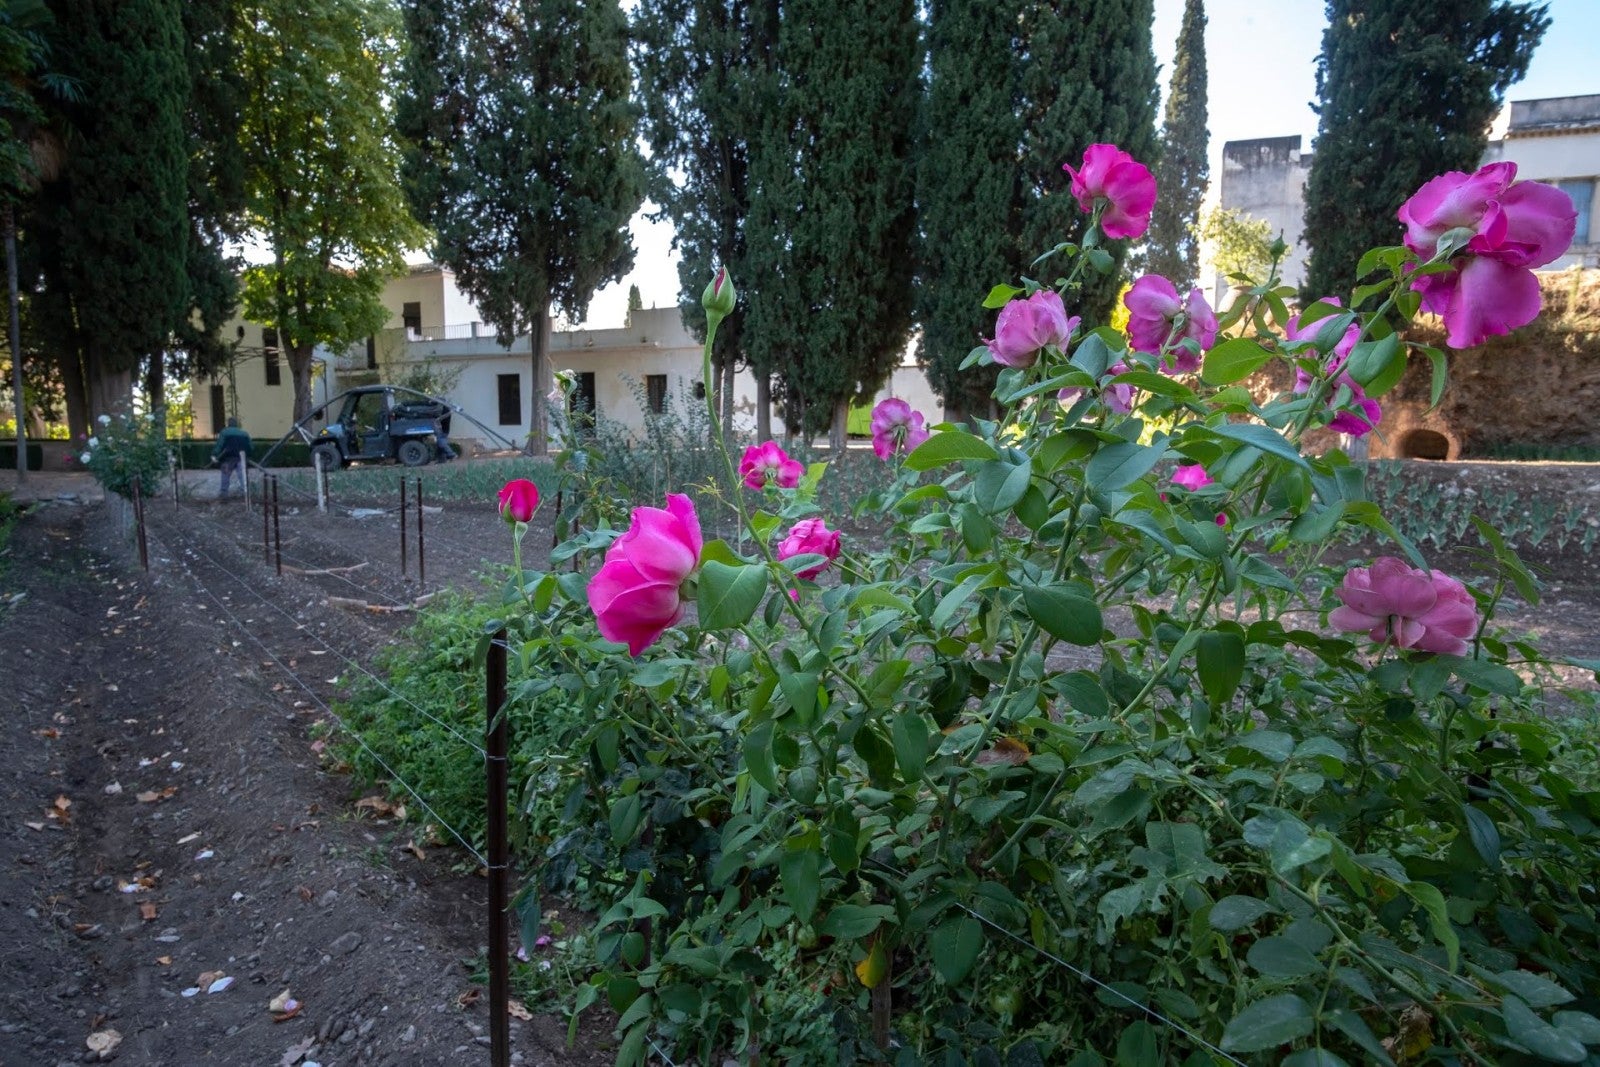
1209, 93, 1600, 295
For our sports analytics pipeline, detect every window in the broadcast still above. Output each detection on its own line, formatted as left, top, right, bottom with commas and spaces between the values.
646, 374, 668, 415
497, 373, 521, 426
365, 335, 377, 370
402, 301, 423, 338
209, 384, 226, 435
263, 328, 281, 386
1557, 179, 1594, 244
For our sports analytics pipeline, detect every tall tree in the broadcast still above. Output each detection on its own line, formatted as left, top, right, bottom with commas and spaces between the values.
914, 0, 1023, 421
743, 0, 919, 444
1303, 0, 1547, 301
633, 0, 766, 435
1144, 0, 1208, 289
1017, 0, 1159, 323
398, 0, 644, 454
238, 0, 423, 423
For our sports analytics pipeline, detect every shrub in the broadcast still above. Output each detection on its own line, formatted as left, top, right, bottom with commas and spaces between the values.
78, 410, 171, 498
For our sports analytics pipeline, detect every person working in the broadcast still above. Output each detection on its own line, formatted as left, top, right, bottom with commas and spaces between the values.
212, 417, 252, 498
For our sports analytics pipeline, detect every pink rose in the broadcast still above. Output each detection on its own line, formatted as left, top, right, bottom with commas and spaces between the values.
586, 493, 703, 656
1171, 463, 1212, 491
1058, 362, 1135, 415
1328, 557, 1479, 656
1063, 144, 1158, 240
870, 398, 930, 460
1398, 162, 1576, 349
1286, 298, 1381, 437
776, 518, 841, 580
1124, 275, 1217, 371
985, 290, 1077, 368
497, 479, 540, 524
739, 441, 804, 491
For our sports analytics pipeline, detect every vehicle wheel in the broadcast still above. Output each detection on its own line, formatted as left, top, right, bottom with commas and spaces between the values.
311, 443, 342, 472
397, 440, 432, 467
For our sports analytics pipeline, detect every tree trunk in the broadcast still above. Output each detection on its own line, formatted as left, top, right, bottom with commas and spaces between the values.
830, 395, 849, 453
145, 352, 166, 417
526, 305, 552, 456
88, 363, 132, 421
57, 346, 88, 444
5, 206, 23, 481
290, 343, 316, 423
756, 373, 771, 441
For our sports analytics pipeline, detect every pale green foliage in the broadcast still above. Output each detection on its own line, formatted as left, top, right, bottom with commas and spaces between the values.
237, 0, 424, 421
1195, 206, 1275, 283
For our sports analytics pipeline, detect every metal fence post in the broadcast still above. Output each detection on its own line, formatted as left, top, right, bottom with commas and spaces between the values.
131, 474, 148, 572
415, 477, 425, 590
240, 453, 250, 512
400, 478, 408, 579
315, 451, 327, 513
263, 472, 271, 563
272, 475, 282, 577
486, 628, 511, 1067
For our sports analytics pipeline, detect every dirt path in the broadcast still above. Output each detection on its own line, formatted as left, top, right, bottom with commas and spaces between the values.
0, 500, 602, 1067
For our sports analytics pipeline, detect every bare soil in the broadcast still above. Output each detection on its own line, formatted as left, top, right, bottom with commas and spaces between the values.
0, 457, 1597, 1066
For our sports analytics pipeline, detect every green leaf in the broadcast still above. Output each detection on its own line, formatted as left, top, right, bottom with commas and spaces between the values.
973, 459, 1033, 515
1501, 994, 1588, 1063
1247, 935, 1323, 978
1022, 583, 1103, 646
817, 903, 894, 939
906, 430, 999, 471
1282, 1051, 1351, 1067
1204, 422, 1310, 469
1437, 655, 1522, 697
779, 846, 821, 924
1220, 994, 1315, 1053
930, 914, 983, 985
1197, 631, 1244, 709
743, 721, 780, 794
1462, 804, 1501, 866
780, 671, 819, 727
1209, 895, 1274, 932
1404, 882, 1458, 970
891, 712, 931, 782
698, 560, 768, 630
1087, 440, 1167, 491
1201, 337, 1273, 385
1493, 970, 1575, 1009
983, 283, 1023, 309
1345, 333, 1400, 388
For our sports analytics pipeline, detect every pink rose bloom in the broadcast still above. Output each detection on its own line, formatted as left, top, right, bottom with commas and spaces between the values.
1063, 144, 1158, 240
985, 290, 1078, 368
1124, 275, 1217, 371
870, 398, 930, 460
497, 478, 540, 524
739, 441, 804, 491
1171, 463, 1212, 491
586, 493, 703, 656
1286, 298, 1381, 437
1058, 362, 1135, 415
1329, 557, 1479, 656
776, 518, 841, 580
1398, 162, 1576, 349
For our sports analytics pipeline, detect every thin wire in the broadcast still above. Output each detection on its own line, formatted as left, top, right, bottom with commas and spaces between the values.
164, 522, 485, 756
867, 860, 1247, 1066
146, 525, 489, 868
649, 1038, 678, 1067
272, 545, 410, 608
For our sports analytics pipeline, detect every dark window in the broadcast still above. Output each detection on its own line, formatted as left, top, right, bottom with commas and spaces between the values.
402, 301, 422, 336
1557, 179, 1594, 244
497, 373, 521, 426
365, 335, 377, 369
263, 328, 281, 386
209, 384, 226, 435
646, 374, 667, 415
570, 372, 597, 426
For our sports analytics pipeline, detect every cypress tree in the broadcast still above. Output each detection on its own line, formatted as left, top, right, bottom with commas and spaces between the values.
398, 0, 644, 453
1144, 0, 1208, 289
915, 0, 1023, 421
43, 0, 190, 425
1303, 0, 1547, 302
743, 0, 919, 443
633, 0, 767, 433
1017, 0, 1159, 323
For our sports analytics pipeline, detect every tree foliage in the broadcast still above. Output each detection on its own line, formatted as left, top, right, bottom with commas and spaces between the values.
1017, 0, 1159, 323
1144, 0, 1208, 289
238, 0, 423, 422
633, 0, 767, 431
398, 0, 643, 452
1195, 206, 1275, 284
1303, 0, 1548, 301
915, 0, 1023, 419
743, 0, 919, 441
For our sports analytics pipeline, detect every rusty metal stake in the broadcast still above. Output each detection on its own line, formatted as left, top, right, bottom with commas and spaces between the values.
272, 475, 282, 577
262, 471, 271, 563
415, 477, 425, 590
131, 474, 148, 572
240, 453, 250, 512
485, 628, 511, 1067
400, 478, 408, 579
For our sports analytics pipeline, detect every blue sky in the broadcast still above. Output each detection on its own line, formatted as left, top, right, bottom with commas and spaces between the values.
583, 1, 1600, 328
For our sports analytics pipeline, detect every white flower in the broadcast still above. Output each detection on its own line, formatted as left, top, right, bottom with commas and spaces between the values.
97, 414, 111, 426
79, 452, 92, 465
88, 436, 99, 448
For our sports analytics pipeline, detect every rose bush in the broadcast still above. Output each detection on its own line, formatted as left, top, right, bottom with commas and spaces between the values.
484, 145, 1600, 1067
